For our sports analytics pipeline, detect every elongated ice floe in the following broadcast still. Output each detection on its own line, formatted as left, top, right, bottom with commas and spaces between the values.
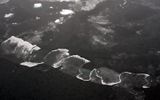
4, 13, 14, 18
1, 36, 152, 90
60, 9, 75, 15
20, 62, 44, 67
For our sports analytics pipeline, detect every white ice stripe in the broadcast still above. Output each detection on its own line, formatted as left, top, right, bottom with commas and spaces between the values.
20, 62, 44, 67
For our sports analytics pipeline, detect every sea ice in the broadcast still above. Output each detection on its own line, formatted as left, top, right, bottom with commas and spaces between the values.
4, 13, 14, 18
34, 3, 42, 8
60, 9, 75, 15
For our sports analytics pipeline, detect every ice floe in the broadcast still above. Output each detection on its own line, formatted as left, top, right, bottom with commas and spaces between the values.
1, 36, 40, 60
43, 49, 70, 68
60, 55, 90, 75
60, 9, 74, 15
34, 3, 42, 8
54, 17, 64, 24
0, 0, 10, 4
4, 13, 14, 18
20, 62, 44, 67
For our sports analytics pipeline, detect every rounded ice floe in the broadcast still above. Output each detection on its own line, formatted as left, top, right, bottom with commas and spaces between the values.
96, 67, 121, 86
43, 49, 69, 68
76, 68, 92, 81
60, 55, 90, 76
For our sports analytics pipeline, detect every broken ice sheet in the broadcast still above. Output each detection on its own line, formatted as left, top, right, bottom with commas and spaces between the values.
119, 72, 151, 89
80, 0, 105, 11
1, 36, 41, 61
96, 67, 121, 86
77, 67, 121, 86
89, 69, 102, 84
76, 68, 92, 81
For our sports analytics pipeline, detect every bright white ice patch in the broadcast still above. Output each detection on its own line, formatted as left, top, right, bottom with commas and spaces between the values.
59, 0, 79, 2
35, 16, 40, 20
55, 19, 61, 23
54, 17, 64, 24
34, 3, 42, 8
4, 13, 14, 18
49, 6, 53, 9
0, 0, 10, 4
20, 62, 44, 67
60, 9, 74, 15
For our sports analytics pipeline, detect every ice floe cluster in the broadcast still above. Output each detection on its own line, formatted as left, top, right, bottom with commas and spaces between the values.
1, 36, 151, 92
